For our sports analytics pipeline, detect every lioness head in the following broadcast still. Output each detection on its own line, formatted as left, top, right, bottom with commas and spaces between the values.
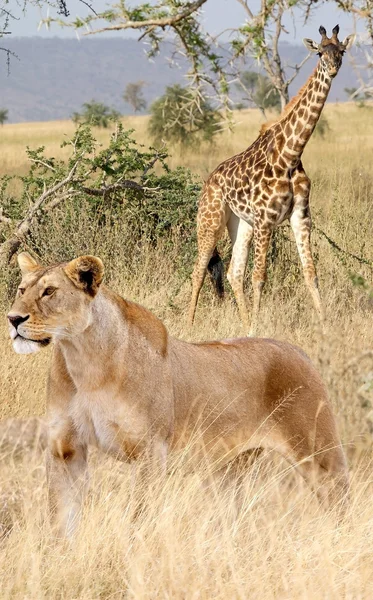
7, 253, 104, 354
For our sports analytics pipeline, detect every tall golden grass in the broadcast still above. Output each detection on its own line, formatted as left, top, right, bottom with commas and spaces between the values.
1, 103, 373, 598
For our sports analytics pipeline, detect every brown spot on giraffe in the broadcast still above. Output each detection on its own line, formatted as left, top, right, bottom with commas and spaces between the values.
188, 25, 355, 335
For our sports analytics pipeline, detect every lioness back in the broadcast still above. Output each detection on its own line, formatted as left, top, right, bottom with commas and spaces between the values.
170, 337, 340, 466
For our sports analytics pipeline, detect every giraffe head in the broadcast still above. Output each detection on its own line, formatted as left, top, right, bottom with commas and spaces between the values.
303, 25, 355, 78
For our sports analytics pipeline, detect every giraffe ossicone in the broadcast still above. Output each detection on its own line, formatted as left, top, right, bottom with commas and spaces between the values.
188, 25, 354, 335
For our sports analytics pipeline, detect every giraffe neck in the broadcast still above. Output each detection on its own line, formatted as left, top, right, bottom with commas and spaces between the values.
277, 62, 333, 167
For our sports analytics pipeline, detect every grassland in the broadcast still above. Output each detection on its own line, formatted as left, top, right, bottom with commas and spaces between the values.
1, 103, 373, 598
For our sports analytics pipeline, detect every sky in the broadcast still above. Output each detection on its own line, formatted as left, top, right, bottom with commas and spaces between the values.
6, 0, 365, 43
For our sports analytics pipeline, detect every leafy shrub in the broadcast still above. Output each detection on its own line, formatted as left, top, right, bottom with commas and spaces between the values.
148, 84, 221, 147
0, 124, 201, 298
72, 100, 121, 128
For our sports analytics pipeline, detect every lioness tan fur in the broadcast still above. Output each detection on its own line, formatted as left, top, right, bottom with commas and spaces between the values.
8, 252, 348, 535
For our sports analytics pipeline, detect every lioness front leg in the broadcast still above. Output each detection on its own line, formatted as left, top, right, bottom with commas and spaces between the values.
46, 348, 87, 538
47, 424, 88, 538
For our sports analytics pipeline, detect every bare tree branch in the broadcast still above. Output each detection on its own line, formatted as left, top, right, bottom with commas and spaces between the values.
236, 0, 254, 20
286, 52, 311, 87
82, 0, 207, 36
81, 180, 160, 197
0, 162, 80, 266
29, 158, 57, 172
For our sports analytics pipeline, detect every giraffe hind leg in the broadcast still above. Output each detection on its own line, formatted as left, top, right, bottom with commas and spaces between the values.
188, 205, 228, 326
290, 165, 324, 327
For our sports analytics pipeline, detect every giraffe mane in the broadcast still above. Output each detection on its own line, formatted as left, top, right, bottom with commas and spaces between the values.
259, 68, 318, 135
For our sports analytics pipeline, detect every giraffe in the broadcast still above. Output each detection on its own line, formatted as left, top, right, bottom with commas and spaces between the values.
188, 25, 354, 335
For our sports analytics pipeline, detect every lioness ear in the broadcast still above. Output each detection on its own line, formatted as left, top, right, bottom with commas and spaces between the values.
18, 252, 41, 275
64, 256, 104, 297
303, 38, 320, 53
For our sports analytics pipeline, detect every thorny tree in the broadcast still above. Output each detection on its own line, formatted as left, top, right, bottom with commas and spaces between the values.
123, 81, 147, 113
2, 1, 373, 122
37, 0, 373, 114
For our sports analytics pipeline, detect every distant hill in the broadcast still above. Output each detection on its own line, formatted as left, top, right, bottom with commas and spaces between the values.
1, 37, 360, 123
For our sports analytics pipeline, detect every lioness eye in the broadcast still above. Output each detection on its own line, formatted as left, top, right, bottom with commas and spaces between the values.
18, 288, 25, 296
42, 287, 56, 297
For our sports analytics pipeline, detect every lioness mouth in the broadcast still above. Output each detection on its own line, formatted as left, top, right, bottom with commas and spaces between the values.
16, 334, 51, 347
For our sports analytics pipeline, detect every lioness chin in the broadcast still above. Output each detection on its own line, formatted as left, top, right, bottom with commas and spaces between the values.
8, 252, 348, 536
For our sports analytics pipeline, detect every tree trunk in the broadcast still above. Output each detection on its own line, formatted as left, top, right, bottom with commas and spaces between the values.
0, 237, 21, 268
279, 86, 289, 111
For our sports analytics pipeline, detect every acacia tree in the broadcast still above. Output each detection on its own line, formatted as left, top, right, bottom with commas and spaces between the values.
72, 101, 121, 128
0, 1, 94, 67
3, 1, 373, 116
38, 0, 373, 115
123, 81, 147, 113
149, 84, 221, 146
0, 108, 8, 125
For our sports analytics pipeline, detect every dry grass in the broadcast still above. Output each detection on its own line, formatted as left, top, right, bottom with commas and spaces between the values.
1, 103, 373, 598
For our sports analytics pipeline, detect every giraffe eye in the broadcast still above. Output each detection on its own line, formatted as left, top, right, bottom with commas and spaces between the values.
42, 286, 56, 297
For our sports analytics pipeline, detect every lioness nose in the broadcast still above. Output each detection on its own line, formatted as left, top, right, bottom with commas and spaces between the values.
7, 314, 29, 329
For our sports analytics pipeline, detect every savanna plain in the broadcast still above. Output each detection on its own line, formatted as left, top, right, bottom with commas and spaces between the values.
1, 103, 373, 599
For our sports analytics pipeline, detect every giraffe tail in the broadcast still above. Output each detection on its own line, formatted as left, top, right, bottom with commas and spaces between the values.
207, 248, 224, 299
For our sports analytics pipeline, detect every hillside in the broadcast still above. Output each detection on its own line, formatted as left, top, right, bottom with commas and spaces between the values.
1, 37, 361, 123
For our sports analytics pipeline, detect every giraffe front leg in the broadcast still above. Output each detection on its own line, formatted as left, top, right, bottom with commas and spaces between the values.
290, 207, 324, 326
250, 226, 272, 337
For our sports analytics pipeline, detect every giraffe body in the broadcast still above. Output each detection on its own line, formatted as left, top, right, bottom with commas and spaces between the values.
189, 25, 354, 334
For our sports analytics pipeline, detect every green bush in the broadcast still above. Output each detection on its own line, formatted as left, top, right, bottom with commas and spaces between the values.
0, 124, 201, 299
148, 84, 221, 147
72, 100, 121, 128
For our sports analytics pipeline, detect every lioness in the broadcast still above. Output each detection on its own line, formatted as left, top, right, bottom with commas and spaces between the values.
8, 253, 348, 535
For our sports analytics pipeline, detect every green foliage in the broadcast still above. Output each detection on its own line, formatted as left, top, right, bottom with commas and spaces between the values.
148, 84, 221, 147
236, 72, 281, 112
0, 109, 8, 126
72, 100, 121, 128
123, 81, 147, 113
0, 123, 201, 290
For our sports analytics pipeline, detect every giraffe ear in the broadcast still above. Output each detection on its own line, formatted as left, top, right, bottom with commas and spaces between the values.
341, 34, 355, 51
303, 38, 320, 53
